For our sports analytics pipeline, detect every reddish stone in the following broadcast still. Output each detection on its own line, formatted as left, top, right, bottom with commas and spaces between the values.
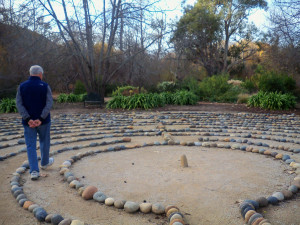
82, 186, 98, 200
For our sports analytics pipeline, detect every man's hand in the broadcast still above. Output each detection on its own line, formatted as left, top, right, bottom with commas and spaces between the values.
28, 119, 42, 128
33, 119, 42, 127
28, 119, 36, 128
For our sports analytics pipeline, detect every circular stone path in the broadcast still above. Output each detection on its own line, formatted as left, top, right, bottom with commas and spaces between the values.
0, 111, 300, 225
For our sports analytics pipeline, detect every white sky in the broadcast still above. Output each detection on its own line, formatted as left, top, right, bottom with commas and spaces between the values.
6, 0, 271, 31
160, 0, 271, 30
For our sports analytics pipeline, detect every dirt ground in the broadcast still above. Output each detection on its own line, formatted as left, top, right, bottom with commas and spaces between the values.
0, 102, 300, 225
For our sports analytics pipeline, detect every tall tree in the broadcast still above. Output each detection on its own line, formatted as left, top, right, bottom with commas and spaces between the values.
27, 0, 167, 101
171, 4, 223, 76
270, 0, 300, 47
172, 0, 267, 76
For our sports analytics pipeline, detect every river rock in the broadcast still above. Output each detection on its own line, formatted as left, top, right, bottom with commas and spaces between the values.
282, 190, 293, 199
124, 201, 139, 213
282, 155, 290, 161
45, 214, 54, 223
16, 194, 26, 201
51, 214, 64, 225
23, 201, 34, 210
34, 208, 48, 221
140, 203, 152, 213
60, 168, 69, 175
267, 196, 278, 205
169, 213, 183, 222
82, 186, 98, 200
70, 220, 85, 225
93, 191, 106, 203
114, 200, 126, 209
28, 204, 39, 212
169, 219, 185, 225
67, 176, 76, 183
248, 213, 263, 225
167, 208, 180, 218
288, 185, 298, 193
255, 197, 268, 207
152, 203, 165, 214
272, 192, 284, 201
244, 210, 256, 223
69, 180, 80, 188
252, 217, 265, 225
105, 197, 114, 206
58, 218, 72, 225
292, 180, 300, 188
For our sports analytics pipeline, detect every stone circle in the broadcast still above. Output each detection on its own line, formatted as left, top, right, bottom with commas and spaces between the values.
1, 111, 300, 224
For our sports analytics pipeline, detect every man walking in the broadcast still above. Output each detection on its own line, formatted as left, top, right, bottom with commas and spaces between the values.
16, 65, 54, 180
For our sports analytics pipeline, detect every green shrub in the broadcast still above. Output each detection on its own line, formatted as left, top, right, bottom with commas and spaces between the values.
178, 77, 201, 99
67, 93, 79, 102
112, 86, 139, 96
159, 92, 174, 105
255, 67, 296, 94
247, 91, 296, 110
106, 91, 197, 109
199, 74, 232, 101
0, 98, 17, 113
217, 85, 242, 103
172, 90, 198, 105
241, 79, 257, 93
78, 93, 87, 101
73, 80, 86, 95
57, 93, 68, 103
107, 93, 165, 110
157, 81, 178, 93
57, 93, 86, 103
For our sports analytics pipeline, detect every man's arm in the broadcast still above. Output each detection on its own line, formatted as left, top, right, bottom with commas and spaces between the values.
16, 86, 30, 121
40, 85, 53, 120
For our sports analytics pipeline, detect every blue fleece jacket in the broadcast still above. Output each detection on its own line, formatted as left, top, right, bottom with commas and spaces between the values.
16, 76, 53, 126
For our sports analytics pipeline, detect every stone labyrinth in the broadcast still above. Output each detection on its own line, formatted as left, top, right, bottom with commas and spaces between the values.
1, 111, 300, 225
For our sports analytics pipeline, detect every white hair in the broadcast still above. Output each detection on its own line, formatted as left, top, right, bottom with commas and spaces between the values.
29, 65, 44, 75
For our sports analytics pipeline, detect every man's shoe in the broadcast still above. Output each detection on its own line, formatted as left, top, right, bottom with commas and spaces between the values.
30, 171, 39, 180
41, 157, 54, 170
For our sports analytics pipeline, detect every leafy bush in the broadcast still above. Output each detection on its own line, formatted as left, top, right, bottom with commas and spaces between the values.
200, 74, 241, 102
107, 93, 165, 109
112, 86, 140, 96
241, 79, 257, 93
0, 98, 17, 113
159, 92, 174, 105
248, 91, 296, 110
57, 93, 68, 103
254, 67, 296, 94
177, 77, 201, 98
57, 93, 86, 103
217, 85, 243, 103
157, 81, 178, 93
73, 80, 86, 95
172, 90, 198, 105
106, 91, 198, 109
67, 93, 80, 102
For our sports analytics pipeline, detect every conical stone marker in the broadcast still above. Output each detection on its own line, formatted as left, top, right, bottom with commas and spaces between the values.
180, 154, 188, 167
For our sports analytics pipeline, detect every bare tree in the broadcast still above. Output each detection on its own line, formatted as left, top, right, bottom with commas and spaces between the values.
270, 0, 300, 47
26, 0, 167, 101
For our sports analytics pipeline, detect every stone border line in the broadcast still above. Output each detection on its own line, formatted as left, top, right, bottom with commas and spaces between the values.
2, 125, 300, 161
10, 135, 300, 225
3, 111, 300, 225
